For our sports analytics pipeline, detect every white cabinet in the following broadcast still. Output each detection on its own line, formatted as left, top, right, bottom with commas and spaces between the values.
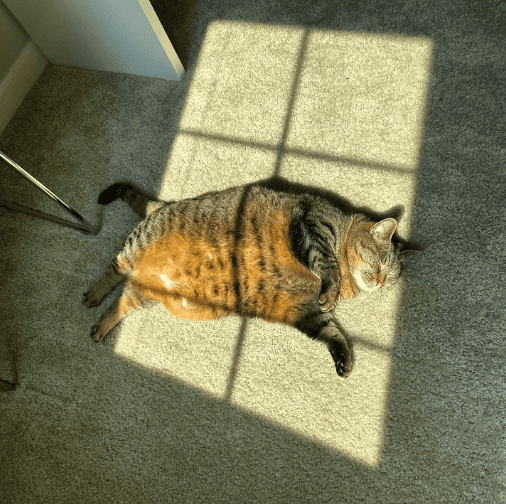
3, 0, 184, 80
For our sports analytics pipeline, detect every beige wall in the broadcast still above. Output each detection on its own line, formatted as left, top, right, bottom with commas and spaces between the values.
0, 0, 183, 136
0, 0, 30, 82
0, 0, 48, 137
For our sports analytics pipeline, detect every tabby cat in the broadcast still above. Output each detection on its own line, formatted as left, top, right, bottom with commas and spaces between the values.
83, 182, 413, 378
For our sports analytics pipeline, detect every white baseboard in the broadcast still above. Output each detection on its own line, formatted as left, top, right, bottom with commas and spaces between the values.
0, 38, 48, 137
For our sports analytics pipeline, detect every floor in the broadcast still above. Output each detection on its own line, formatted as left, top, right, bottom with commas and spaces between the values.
0, 1, 504, 502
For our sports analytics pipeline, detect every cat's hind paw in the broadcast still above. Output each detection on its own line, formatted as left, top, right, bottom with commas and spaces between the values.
90, 321, 108, 342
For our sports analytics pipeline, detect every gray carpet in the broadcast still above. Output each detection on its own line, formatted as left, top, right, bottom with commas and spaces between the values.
1, 0, 505, 503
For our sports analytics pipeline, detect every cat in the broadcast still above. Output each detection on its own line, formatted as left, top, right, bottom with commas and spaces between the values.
83, 181, 416, 378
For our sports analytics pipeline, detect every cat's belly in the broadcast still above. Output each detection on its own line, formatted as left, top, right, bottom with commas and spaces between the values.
130, 260, 319, 324
129, 263, 230, 321
239, 278, 321, 324
126, 223, 321, 324
149, 271, 318, 323
128, 267, 228, 321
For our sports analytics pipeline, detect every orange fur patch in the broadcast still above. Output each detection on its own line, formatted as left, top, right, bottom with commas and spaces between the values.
121, 203, 321, 324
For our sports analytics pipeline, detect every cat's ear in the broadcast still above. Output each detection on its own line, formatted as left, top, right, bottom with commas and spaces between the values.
396, 242, 423, 260
370, 218, 397, 243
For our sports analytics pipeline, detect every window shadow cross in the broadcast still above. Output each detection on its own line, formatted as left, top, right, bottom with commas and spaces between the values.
223, 183, 256, 401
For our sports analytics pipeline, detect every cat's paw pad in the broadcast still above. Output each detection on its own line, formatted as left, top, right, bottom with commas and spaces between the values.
329, 345, 353, 378
82, 288, 103, 308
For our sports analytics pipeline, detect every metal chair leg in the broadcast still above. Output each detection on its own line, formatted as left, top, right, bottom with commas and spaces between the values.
0, 151, 97, 234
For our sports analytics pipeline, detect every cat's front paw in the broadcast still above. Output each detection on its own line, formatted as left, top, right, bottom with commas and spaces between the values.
319, 282, 339, 312
329, 342, 353, 378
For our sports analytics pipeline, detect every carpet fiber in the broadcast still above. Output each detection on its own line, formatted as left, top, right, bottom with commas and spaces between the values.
0, 0, 504, 502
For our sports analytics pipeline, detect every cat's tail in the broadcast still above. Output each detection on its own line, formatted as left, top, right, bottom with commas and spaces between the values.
98, 182, 164, 219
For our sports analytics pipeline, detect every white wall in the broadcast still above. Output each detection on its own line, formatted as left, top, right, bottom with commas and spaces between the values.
0, 0, 30, 81
0, 0, 48, 136
3, 0, 184, 81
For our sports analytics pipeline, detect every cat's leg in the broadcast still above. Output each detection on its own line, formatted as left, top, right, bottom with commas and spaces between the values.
295, 312, 352, 377
306, 249, 340, 312
293, 208, 341, 312
88, 281, 147, 342
83, 257, 127, 308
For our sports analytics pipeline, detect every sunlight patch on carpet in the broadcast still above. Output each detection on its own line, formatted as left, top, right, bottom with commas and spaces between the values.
114, 19, 432, 468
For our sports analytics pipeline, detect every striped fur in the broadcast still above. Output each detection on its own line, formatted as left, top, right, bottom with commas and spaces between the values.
83, 182, 406, 378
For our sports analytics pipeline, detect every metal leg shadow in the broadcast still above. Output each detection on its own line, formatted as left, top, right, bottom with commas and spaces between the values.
0, 151, 97, 234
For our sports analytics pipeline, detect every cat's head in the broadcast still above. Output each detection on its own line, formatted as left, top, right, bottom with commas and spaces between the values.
349, 218, 419, 293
